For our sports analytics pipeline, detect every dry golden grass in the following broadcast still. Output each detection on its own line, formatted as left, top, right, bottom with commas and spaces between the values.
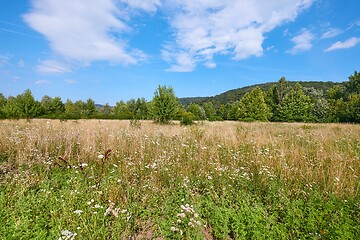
0, 119, 359, 197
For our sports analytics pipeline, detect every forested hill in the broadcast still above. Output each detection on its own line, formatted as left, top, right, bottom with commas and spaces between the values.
179, 81, 342, 106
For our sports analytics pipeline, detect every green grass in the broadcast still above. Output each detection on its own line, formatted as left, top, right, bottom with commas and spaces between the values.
0, 120, 359, 239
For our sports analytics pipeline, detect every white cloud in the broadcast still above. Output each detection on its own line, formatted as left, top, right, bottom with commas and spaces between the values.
23, 0, 145, 70
23, 0, 315, 73
37, 60, 71, 74
162, 0, 314, 71
287, 29, 314, 55
324, 37, 360, 52
162, 48, 196, 72
35, 79, 50, 85
0, 54, 12, 67
65, 79, 77, 84
119, 0, 161, 12
321, 28, 343, 39
18, 60, 25, 67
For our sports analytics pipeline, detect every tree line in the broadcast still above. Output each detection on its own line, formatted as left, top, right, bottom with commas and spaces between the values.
0, 71, 359, 124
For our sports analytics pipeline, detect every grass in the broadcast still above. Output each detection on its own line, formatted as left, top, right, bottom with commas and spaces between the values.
0, 119, 359, 239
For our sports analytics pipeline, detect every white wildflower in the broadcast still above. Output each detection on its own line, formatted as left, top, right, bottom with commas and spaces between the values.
177, 213, 186, 218
73, 210, 83, 215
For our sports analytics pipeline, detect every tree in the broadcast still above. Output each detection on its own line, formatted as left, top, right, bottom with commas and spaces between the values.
347, 93, 360, 123
313, 98, 331, 123
203, 102, 217, 121
40, 95, 65, 117
277, 84, 314, 122
2, 96, 20, 119
266, 77, 290, 121
0, 93, 7, 119
345, 71, 360, 95
83, 98, 96, 117
113, 100, 132, 119
236, 87, 272, 122
3, 90, 41, 120
187, 103, 206, 120
99, 103, 113, 116
150, 85, 180, 124
64, 99, 80, 119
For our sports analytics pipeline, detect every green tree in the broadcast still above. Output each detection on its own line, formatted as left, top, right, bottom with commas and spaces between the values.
203, 102, 217, 121
64, 99, 80, 119
4, 90, 41, 120
277, 84, 314, 122
0, 93, 7, 119
345, 71, 360, 95
236, 87, 272, 122
98, 103, 113, 118
187, 103, 206, 120
40, 95, 65, 117
313, 98, 331, 123
150, 85, 180, 124
2, 96, 20, 119
266, 77, 291, 121
113, 100, 132, 119
83, 98, 96, 117
347, 93, 360, 123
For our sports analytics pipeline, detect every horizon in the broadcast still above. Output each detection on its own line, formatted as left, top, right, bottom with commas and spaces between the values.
1, 0, 360, 105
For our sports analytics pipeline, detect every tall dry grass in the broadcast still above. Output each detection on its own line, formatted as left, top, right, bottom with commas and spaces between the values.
0, 119, 359, 197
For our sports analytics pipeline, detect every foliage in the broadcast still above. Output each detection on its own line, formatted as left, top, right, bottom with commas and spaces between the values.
187, 103, 206, 120
180, 111, 195, 125
40, 95, 65, 117
236, 87, 272, 122
203, 102, 217, 121
345, 71, 360, 95
150, 85, 181, 124
2, 89, 41, 120
113, 100, 133, 119
0, 71, 359, 123
277, 84, 314, 122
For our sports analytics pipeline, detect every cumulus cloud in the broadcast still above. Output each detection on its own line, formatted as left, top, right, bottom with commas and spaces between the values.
287, 29, 314, 55
23, 0, 315, 73
23, 0, 146, 70
162, 0, 314, 71
324, 37, 360, 52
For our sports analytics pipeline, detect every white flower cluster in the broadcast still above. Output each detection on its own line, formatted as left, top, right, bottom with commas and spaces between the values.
104, 201, 128, 219
59, 230, 77, 240
171, 204, 203, 235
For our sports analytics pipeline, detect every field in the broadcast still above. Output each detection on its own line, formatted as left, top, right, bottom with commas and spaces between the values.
0, 119, 359, 239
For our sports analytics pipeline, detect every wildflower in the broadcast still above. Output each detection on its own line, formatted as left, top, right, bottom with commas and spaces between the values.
98, 154, 104, 159
60, 230, 77, 239
121, 209, 127, 214
61, 230, 73, 237
73, 210, 83, 215
177, 213, 186, 218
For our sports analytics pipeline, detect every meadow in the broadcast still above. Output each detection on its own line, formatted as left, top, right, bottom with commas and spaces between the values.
0, 119, 359, 239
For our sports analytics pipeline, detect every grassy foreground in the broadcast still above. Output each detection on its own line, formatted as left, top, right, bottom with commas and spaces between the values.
0, 119, 359, 239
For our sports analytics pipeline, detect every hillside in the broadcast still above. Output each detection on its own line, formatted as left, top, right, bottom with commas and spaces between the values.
179, 81, 342, 106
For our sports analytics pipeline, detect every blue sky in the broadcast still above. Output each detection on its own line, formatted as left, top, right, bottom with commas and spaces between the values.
1, 0, 359, 105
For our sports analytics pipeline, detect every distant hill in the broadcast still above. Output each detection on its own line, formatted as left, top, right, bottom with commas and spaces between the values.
179, 81, 342, 106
